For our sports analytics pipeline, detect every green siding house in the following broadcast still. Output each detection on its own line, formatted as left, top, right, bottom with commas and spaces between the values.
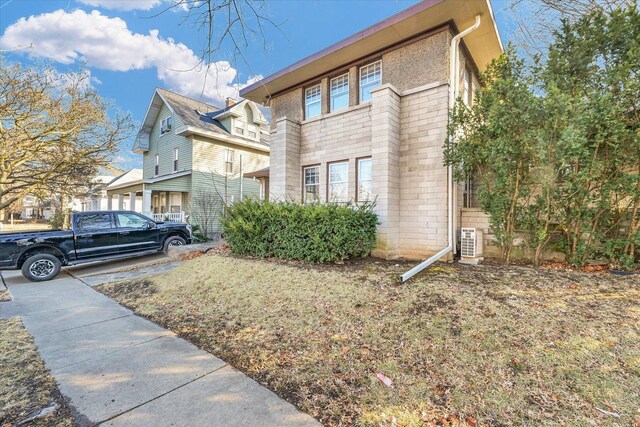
120, 88, 270, 236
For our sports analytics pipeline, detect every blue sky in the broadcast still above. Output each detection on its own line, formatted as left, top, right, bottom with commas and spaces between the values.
0, 0, 519, 170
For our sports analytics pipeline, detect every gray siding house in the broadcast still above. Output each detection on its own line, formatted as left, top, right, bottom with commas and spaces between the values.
120, 88, 270, 235
240, 0, 502, 270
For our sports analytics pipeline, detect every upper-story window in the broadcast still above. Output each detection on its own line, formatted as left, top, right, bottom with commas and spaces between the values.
305, 84, 321, 119
328, 161, 349, 203
160, 116, 172, 135
330, 74, 349, 111
154, 154, 159, 176
173, 148, 179, 172
247, 124, 258, 140
359, 61, 382, 102
234, 120, 245, 136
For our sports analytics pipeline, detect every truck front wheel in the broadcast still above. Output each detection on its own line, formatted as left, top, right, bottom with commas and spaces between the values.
21, 254, 62, 282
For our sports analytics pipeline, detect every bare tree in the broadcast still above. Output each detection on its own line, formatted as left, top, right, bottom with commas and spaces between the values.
507, 0, 635, 56
148, 0, 285, 99
0, 61, 134, 215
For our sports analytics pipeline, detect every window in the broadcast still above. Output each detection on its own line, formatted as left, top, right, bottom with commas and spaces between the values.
76, 213, 113, 231
117, 213, 150, 229
224, 149, 234, 174
173, 148, 179, 172
357, 158, 372, 202
247, 124, 257, 139
234, 120, 245, 135
328, 162, 349, 203
360, 61, 382, 102
330, 74, 349, 111
170, 192, 182, 213
303, 166, 320, 203
463, 68, 472, 106
305, 84, 321, 119
160, 116, 172, 135
154, 154, 159, 176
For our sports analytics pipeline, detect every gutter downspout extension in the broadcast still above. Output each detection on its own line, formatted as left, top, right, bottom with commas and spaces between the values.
401, 15, 482, 282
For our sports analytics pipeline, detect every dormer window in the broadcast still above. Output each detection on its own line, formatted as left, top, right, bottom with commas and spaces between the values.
247, 124, 258, 140
234, 120, 245, 136
160, 116, 172, 135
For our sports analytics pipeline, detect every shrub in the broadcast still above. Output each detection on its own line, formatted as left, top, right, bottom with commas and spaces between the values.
222, 199, 378, 263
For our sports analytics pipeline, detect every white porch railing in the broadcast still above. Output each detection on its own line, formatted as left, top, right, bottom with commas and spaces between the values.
150, 211, 186, 223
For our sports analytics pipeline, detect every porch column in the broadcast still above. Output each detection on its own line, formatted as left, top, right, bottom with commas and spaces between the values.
142, 189, 152, 215
129, 192, 136, 212
117, 194, 124, 210
107, 195, 113, 210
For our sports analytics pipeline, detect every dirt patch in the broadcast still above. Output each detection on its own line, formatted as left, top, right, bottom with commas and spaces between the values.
0, 290, 10, 302
97, 254, 640, 427
0, 317, 75, 426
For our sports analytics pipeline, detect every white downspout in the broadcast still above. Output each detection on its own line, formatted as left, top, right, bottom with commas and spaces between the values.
401, 15, 481, 282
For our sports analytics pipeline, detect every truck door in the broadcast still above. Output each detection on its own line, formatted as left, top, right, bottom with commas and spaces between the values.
74, 213, 119, 259
115, 212, 160, 253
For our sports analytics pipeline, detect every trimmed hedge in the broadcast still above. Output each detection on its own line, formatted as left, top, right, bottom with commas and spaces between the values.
222, 199, 378, 263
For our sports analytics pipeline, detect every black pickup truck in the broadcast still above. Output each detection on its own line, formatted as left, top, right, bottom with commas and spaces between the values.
0, 211, 192, 282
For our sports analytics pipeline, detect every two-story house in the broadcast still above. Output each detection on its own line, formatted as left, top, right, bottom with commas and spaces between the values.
240, 0, 503, 276
124, 88, 270, 236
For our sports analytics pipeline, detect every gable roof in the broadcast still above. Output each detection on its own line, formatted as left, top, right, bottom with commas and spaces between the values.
241, 0, 503, 103
133, 88, 270, 153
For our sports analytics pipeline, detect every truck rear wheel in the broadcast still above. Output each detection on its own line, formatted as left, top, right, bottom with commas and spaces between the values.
21, 254, 62, 282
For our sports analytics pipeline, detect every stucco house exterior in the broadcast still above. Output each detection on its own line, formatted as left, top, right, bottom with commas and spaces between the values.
119, 88, 270, 235
240, 0, 502, 271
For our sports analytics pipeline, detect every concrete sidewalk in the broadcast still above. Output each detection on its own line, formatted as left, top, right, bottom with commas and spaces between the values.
0, 270, 319, 427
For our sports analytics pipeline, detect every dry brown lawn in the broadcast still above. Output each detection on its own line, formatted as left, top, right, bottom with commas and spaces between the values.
97, 254, 640, 427
0, 317, 74, 426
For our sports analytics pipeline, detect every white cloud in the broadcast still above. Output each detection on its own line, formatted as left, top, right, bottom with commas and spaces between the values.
76, 0, 163, 11
0, 9, 258, 103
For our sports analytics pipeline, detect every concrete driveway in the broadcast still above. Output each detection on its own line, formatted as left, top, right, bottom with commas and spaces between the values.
65, 253, 183, 286
0, 269, 319, 427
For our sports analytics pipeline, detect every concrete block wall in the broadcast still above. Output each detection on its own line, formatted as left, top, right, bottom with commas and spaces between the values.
370, 85, 401, 259
398, 83, 450, 259
270, 118, 301, 200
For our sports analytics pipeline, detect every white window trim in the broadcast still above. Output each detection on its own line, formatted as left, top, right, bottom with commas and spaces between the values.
173, 148, 179, 172
160, 116, 172, 136
328, 161, 349, 203
303, 165, 320, 203
305, 84, 322, 119
224, 149, 234, 174
330, 73, 349, 112
359, 60, 382, 103
154, 154, 159, 176
233, 119, 246, 136
247, 124, 258, 141
357, 157, 373, 202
